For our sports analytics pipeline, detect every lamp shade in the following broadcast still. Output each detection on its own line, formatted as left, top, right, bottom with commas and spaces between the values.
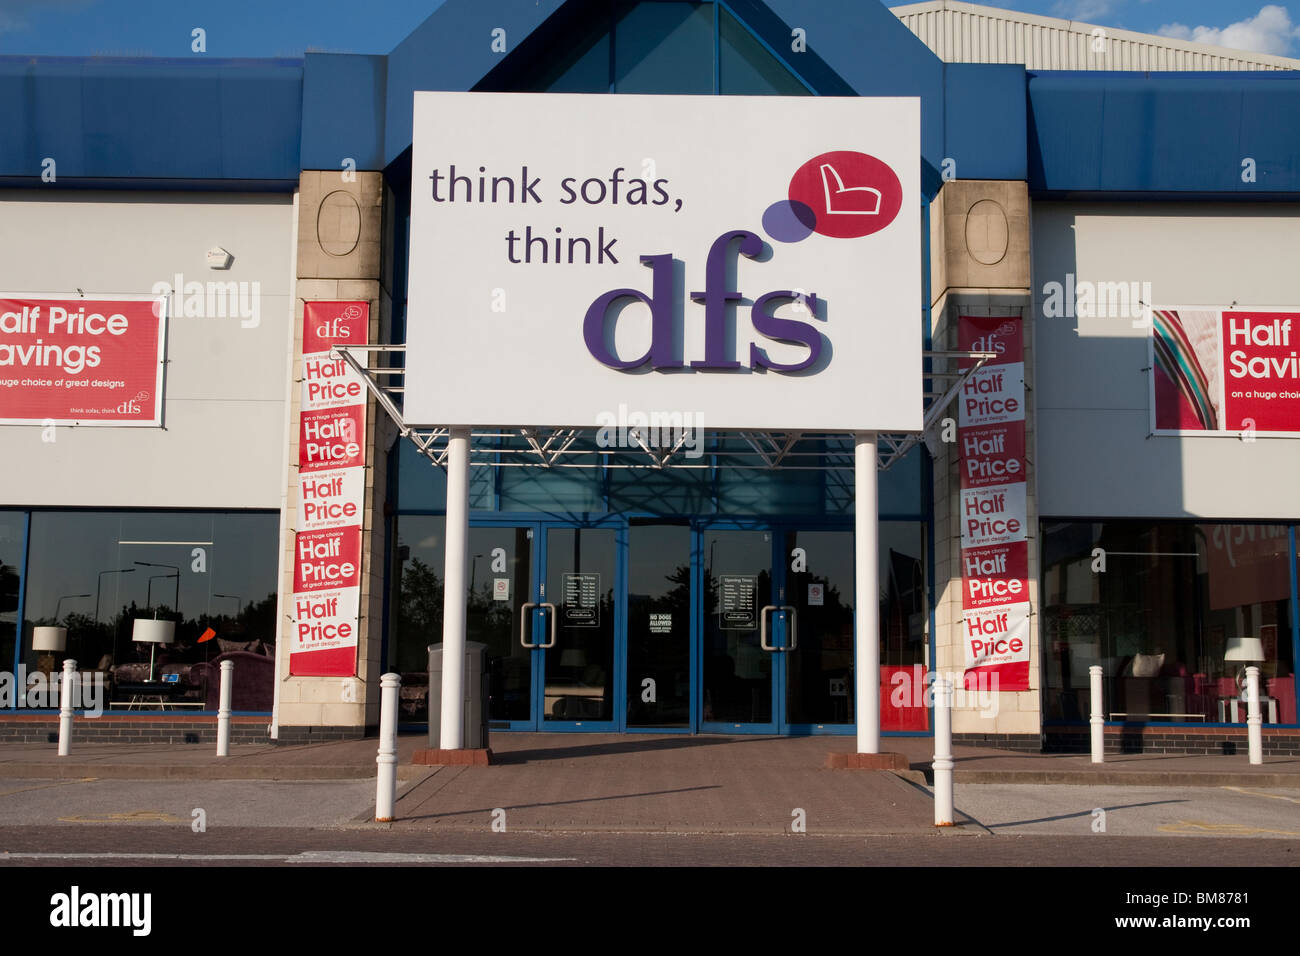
1224, 636, 1265, 662
132, 619, 176, 645
32, 626, 67, 652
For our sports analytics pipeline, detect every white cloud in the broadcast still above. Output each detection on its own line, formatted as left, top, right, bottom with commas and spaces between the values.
1158, 4, 1300, 56
0, 0, 94, 36
1052, 0, 1118, 21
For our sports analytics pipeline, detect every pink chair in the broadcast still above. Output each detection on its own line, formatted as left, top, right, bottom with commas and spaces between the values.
1267, 676, 1296, 725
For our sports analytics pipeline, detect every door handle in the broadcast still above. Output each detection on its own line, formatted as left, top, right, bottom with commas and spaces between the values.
760, 605, 797, 652
539, 602, 557, 648
520, 602, 539, 649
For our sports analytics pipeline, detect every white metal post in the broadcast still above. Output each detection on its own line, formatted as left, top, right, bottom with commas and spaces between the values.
216, 659, 234, 757
1246, 665, 1263, 766
933, 677, 954, 826
855, 432, 880, 754
57, 658, 76, 757
440, 426, 471, 750
376, 672, 401, 822
1089, 664, 1104, 764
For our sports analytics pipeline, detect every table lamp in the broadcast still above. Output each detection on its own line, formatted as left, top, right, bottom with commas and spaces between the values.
1225, 636, 1265, 699
132, 619, 176, 683
32, 626, 67, 676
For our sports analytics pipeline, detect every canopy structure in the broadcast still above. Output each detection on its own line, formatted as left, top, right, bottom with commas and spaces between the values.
336, 345, 996, 474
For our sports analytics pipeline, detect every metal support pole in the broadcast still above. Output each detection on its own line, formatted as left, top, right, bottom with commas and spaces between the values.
1089, 665, 1104, 764
440, 426, 471, 750
933, 677, 953, 826
1246, 665, 1263, 766
216, 659, 234, 757
376, 672, 401, 822
58, 658, 76, 757
855, 432, 880, 754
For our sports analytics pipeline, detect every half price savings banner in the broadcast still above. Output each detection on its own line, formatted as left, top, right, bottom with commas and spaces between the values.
290, 301, 369, 677
1152, 307, 1300, 436
958, 316, 1030, 692
0, 296, 166, 426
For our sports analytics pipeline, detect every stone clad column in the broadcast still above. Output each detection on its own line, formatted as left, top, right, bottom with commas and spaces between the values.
275, 170, 393, 741
928, 180, 1040, 750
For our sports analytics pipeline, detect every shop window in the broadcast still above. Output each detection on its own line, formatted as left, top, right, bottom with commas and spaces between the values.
20, 512, 278, 712
0, 511, 23, 680
719, 6, 810, 95
614, 1, 714, 94
1041, 521, 1296, 725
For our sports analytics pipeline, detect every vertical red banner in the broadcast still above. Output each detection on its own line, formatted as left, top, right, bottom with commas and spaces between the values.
290, 302, 369, 677
958, 316, 1029, 691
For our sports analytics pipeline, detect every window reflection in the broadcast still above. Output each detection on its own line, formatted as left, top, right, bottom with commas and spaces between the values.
1042, 521, 1295, 725
19, 512, 278, 711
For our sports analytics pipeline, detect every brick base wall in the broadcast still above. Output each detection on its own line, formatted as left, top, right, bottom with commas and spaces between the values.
1046, 726, 1300, 757
953, 733, 1043, 753
0, 715, 270, 744
274, 725, 370, 744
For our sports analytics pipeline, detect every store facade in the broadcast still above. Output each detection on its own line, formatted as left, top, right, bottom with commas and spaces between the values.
1, 0, 1298, 753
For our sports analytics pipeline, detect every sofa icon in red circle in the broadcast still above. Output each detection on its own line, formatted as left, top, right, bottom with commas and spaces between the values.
820, 163, 883, 217
787, 149, 903, 239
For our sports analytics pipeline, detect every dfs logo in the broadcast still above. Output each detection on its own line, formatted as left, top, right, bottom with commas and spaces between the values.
116, 391, 150, 415
584, 150, 903, 374
315, 303, 364, 342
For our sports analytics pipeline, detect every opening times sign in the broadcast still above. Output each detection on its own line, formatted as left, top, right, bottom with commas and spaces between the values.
289, 301, 369, 677
958, 316, 1030, 692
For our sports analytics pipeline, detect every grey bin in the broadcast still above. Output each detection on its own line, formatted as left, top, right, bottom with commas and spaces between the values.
427, 641, 490, 750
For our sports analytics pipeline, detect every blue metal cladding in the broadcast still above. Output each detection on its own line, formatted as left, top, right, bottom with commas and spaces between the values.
1027, 71, 1300, 195
944, 63, 1028, 184
301, 53, 387, 173
0, 56, 303, 183
383, 0, 566, 166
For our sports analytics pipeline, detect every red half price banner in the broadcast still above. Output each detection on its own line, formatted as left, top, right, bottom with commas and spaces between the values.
0, 296, 166, 426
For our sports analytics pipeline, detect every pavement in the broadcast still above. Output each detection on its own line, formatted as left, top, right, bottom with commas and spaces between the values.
0, 733, 1297, 837
1, 732, 1297, 785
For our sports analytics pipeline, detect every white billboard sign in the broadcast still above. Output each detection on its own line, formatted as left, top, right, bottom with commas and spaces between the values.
405, 92, 921, 431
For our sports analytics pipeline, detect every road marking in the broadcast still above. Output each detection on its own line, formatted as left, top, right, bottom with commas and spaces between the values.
57, 810, 189, 824
0, 779, 96, 797
1157, 820, 1300, 837
1223, 786, 1300, 804
0, 850, 576, 864
287, 851, 577, 864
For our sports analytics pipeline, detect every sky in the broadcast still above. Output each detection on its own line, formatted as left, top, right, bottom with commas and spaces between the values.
0, 0, 1296, 59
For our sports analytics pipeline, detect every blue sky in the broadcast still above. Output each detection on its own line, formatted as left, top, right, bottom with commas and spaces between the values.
0, 0, 1297, 58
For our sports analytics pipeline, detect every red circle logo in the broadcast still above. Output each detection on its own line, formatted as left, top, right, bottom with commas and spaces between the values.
787, 150, 903, 239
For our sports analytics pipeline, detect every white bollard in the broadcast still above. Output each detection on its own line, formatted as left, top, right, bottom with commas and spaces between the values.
58, 658, 77, 757
1090, 665, 1105, 764
216, 660, 234, 757
1245, 666, 1263, 766
932, 677, 954, 827
375, 672, 401, 822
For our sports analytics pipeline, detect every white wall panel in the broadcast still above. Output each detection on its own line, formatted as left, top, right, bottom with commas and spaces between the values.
1032, 202, 1300, 519
0, 191, 294, 508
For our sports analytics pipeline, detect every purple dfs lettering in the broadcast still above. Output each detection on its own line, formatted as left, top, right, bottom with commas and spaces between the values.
583, 150, 903, 374
582, 229, 824, 374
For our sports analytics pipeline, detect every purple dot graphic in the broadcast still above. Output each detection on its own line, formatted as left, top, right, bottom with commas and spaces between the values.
762, 199, 816, 243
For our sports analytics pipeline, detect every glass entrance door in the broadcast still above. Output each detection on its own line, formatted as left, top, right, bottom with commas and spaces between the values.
783, 529, 856, 730
535, 525, 618, 730
700, 528, 782, 733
